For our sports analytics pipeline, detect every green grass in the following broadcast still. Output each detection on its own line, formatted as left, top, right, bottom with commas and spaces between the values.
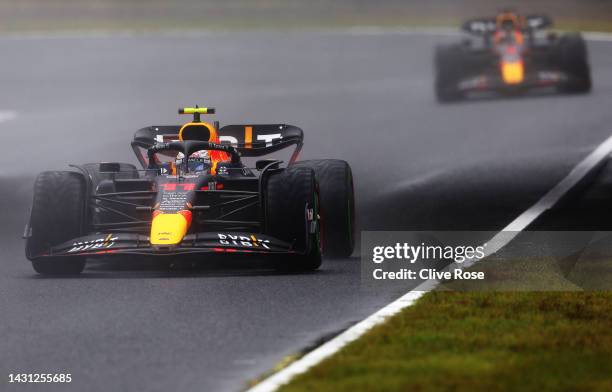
278, 291, 612, 392
438, 255, 612, 292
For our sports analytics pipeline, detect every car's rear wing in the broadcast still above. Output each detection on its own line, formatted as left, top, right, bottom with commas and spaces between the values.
524, 14, 553, 30
131, 124, 303, 168
462, 14, 552, 35
462, 18, 497, 35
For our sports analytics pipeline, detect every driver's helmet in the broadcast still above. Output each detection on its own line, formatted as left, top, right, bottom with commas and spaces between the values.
177, 150, 211, 173
496, 11, 521, 32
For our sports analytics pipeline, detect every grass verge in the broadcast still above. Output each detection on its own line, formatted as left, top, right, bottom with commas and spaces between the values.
278, 291, 612, 392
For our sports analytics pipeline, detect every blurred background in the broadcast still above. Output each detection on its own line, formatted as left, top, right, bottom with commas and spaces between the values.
1, 0, 612, 33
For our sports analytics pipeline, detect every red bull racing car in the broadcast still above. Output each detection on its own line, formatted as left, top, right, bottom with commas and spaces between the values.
435, 10, 592, 102
24, 107, 355, 274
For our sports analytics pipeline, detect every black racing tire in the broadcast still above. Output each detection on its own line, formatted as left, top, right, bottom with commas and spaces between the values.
434, 44, 465, 102
292, 160, 355, 258
557, 33, 592, 93
264, 166, 322, 272
25, 171, 87, 275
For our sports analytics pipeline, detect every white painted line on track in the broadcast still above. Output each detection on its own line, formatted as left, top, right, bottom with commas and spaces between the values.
0, 27, 610, 41
0, 29, 223, 41
0, 27, 457, 41
342, 27, 612, 42
583, 32, 612, 42
0, 110, 17, 123
247, 132, 612, 392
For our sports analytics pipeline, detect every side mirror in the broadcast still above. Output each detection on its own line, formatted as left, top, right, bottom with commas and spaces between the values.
99, 162, 121, 172
256, 159, 281, 171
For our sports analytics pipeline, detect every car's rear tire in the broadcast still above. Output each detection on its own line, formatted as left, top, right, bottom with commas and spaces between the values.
26, 171, 87, 275
292, 160, 355, 258
557, 33, 592, 93
264, 166, 322, 272
435, 44, 465, 102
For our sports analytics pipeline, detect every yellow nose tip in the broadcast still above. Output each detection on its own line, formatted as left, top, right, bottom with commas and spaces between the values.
501, 61, 524, 84
150, 213, 189, 245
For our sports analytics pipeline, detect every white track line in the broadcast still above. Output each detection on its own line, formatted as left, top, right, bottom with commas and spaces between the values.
583, 32, 612, 42
0, 27, 610, 41
0, 110, 17, 123
0, 27, 456, 41
248, 133, 612, 392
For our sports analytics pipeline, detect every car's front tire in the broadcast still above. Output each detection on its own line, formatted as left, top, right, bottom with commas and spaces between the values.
26, 171, 87, 275
292, 159, 355, 258
557, 33, 592, 93
264, 166, 322, 272
434, 44, 466, 102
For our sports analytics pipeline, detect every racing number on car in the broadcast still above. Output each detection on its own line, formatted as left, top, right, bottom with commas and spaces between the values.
160, 183, 196, 191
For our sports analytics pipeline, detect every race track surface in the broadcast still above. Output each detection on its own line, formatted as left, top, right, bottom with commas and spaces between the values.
1, 31, 612, 392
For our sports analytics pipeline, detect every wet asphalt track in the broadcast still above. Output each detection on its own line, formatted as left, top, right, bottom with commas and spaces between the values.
1, 31, 612, 392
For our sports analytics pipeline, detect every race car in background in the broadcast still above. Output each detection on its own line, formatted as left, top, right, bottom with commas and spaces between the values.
24, 107, 355, 274
435, 10, 592, 102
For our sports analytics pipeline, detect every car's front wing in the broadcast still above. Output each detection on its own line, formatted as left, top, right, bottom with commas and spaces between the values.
32, 232, 296, 259
457, 69, 568, 92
